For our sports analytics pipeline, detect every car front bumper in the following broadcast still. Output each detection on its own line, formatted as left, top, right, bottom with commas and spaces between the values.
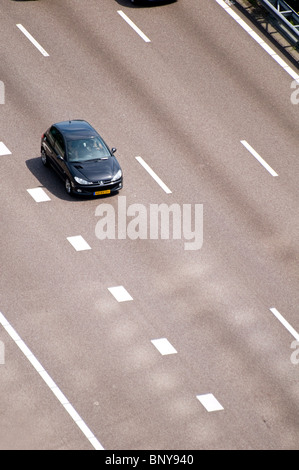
72, 178, 123, 196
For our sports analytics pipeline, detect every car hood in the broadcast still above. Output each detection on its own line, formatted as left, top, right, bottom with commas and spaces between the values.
70, 158, 119, 181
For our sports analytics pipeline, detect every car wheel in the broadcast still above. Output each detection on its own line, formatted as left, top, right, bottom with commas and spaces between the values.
65, 178, 73, 196
41, 149, 49, 167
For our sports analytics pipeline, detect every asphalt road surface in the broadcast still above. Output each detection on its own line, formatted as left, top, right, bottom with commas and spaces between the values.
0, 0, 299, 450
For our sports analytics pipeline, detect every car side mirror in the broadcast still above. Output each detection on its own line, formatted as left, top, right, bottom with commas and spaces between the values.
111, 148, 117, 154
57, 154, 64, 160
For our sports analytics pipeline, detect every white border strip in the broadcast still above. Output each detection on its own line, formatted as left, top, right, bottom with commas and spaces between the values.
215, 0, 299, 82
117, 10, 151, 43
0, 311, 104, 450
241, 140, 278, 176
16, 24, 49, 57
270, 308, 299, 341
136, 156, 172, 193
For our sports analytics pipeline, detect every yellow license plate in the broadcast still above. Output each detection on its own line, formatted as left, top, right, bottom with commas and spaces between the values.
94, 189, 111, 195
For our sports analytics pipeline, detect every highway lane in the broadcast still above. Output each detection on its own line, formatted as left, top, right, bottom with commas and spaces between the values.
0, 0, 299, 449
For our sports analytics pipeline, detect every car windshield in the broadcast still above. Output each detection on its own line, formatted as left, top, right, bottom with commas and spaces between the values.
67, 137, 110, 162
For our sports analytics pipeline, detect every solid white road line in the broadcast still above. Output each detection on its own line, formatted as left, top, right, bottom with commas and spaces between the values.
16, 24, 49, 57
117, 11, 151, 43
151, 338, 177, 355
0, 311, 104, 450
215, 0, 299, 82
196, 393, 224, 412
67, 236, 91, 251
241, 140, 278, 177
27, 188, 51, 202
0, 142, 11, 156
136, 156, 172, 194
108, 286, 133, 302
270, 308, 299, 341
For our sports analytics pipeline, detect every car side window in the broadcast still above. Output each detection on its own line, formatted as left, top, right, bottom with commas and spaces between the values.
54, 131, 66, 158
48, 126, 57, 148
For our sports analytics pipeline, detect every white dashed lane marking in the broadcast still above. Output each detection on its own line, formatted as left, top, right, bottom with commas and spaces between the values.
67, 236, 91, 251
196, 393, 224, 412
270, 307, 299, 341
108, 286, 133, 302
117, 10, 151, 43
136, 156, 172, 194
151, 338, 177, 355
0, 142, 11, 156
241, 140, 278, 177
27, 188, 51, 202
16, 24, 49, 57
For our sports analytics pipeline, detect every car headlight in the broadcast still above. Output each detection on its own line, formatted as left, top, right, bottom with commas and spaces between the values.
74, 176, 93, 185
112, 169, 122, 181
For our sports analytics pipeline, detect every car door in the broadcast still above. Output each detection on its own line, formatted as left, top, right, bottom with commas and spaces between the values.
52, 129, 68, 180
43, 126, 57, 164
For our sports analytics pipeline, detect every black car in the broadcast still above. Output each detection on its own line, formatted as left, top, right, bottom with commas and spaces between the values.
131, 0, 176, 4
41, 120, 123, 197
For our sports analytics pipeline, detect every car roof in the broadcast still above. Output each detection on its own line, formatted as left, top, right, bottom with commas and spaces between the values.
53, 120, 98, 140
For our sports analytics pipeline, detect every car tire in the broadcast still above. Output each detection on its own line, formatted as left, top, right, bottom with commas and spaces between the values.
65, 178, 73, 196
41, 149, 49, 167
